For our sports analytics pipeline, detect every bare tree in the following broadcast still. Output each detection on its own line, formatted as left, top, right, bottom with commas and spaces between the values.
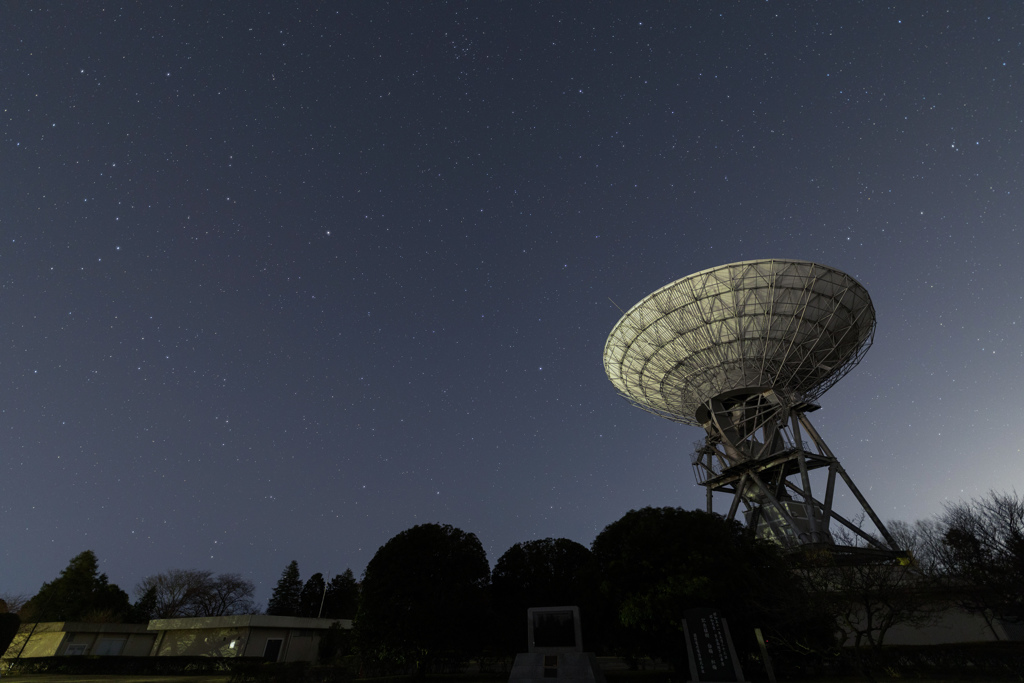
886, 518, 947, 575
136, 569, 211, 618
194, 573, 257, 617
797, 526, 937, 652
825, 558, 934, 650
136, 569, 255, 618
0, 593, 29, 615
936, 490, 1024, 638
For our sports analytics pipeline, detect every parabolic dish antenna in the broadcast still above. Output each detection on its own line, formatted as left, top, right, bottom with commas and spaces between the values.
603, 259, 875, 426
605, 259, 900, 557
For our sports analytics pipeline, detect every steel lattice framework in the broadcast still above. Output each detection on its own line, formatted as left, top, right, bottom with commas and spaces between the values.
604, 259, 900, 555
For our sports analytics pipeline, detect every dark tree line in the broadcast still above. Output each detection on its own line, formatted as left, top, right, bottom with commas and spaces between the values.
9, 553, 358, 630
11, 553, 261, 625
350, 513, 815, 676
266, 561, 359, 620
7, 490, 1020, 675
351, 491, 1023, 676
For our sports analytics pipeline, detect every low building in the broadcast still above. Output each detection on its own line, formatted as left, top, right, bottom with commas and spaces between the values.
2, 615, 351, 667
148, 615, 351, 662
2, 621, 156, 660
875, 605, 1022, 646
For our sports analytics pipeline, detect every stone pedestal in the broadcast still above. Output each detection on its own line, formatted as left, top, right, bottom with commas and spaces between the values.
507, 652, 606, 683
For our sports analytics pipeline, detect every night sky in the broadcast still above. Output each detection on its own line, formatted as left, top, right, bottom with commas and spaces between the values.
4, 3, 1024, 606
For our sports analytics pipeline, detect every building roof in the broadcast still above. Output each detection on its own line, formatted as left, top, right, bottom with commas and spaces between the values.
147, 615, 352, 631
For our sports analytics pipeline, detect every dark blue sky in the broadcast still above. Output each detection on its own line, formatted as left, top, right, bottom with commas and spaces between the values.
3, 2, 1023, 606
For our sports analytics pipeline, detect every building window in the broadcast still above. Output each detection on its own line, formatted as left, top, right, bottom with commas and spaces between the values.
263, 639, 283, 662
94, 637, 128, 656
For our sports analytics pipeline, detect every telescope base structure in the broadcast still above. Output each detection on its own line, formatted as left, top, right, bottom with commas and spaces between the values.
691, 390, 900, 557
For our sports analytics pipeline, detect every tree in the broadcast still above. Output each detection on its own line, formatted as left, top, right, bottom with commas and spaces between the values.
777, 519, 940, 671
886, 518, 948, 576
490, 538, 602, 655
592, 508, 800, 670
135, 569, 212, 619
318, 620, 354, 665
299, 572, 326, 618
795, 546, 934, 652
0, 594, 26, 658
356, 523, 490, 676
130, 585, 159, 622
267, 561, 303, 616
196, 573, 257, 616
323, 569, 359, 619
0, 612, 20, 659
23, 550, 132, 622
134, 569, 256, 619
937, 490, 1024, 637
0, 593, 28, 615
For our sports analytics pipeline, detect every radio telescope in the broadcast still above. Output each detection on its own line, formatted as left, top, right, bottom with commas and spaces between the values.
604, 259, 899, 556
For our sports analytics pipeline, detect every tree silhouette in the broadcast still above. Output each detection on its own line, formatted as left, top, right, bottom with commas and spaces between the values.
23, 550, 132, 622
356, 523, 489, 676
796, 545, 935, 651
938, 490, 1024, 636
267, 560, 303, 616
592, 507, 798, 670
323, 569, 359, 619
0, 612, 20, 658
135, 569, 255, 618
130, 585, 159, 622
491, 538, 602, 654
196, 573, 256, 616
299, 572, 326, 618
